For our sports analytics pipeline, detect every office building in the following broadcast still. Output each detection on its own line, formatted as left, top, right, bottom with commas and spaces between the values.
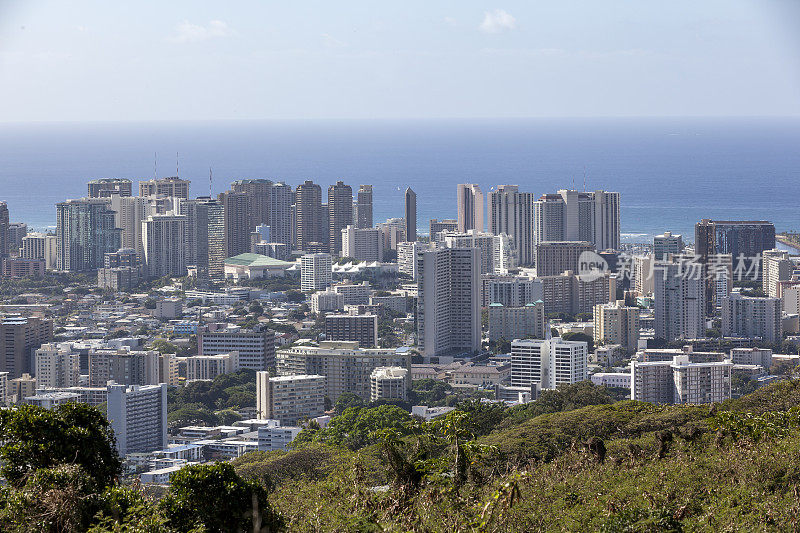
356, 184, 373, 229
484, 276, 544, 307
181, 197, 225, 279
457, 184, 484, 233
256, 372, 326, 425
429, 218, 458, 240
2, 258, 45, 278
0, 315, 53, 378
405, 187, 416, 242
540, 270, 614, 316
488, 185, 536, 265
295, 180, 325, 251
141, 214, 186, 278
535, 241, 595, 277
311, 291, 344, 314
721, 293, 782, 343
277, 341, 411, 402
488, 302, 546, 342
593, 300, 640, 354
653, 232, 684, 260
632, 355, 732, 404
762, 250, 795, 297
88, 178, 132, 198
198, 326, 276, 370
417, 247, 481, 357
324, 314, 378, 348
301, 253, 332, 292
88, 348, 160, 387
34, 344, 80, 388
533, 189, 621, 251
231, 178, 271, 232
138, 176, 190, 199
328, 181, 353, 257
370, 366, 408, 401
56, 198, 121, 271
341, 225, 384, 261
511, 337, 588, 389
186, 352, 240, 381
654, 258, 705, 342
0, 202, 9, 258
107, 383, 168, 456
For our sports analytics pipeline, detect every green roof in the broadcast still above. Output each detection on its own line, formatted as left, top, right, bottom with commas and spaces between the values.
224, 253, 293, 268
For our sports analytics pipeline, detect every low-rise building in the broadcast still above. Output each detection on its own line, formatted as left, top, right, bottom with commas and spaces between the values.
257, 425, 302, 451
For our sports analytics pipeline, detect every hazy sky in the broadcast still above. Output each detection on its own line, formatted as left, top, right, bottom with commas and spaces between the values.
1, 1, 799, 122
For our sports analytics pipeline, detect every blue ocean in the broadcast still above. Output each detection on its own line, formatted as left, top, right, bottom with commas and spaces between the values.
1, 117, 798, 242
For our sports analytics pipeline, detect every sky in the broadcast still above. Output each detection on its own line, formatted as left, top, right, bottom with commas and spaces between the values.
0, 0, 799, 122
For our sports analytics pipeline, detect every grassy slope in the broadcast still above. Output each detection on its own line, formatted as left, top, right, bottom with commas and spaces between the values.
233, 380, 800, 532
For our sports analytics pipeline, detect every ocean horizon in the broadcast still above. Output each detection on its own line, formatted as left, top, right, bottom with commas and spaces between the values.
1, 116, 798, 242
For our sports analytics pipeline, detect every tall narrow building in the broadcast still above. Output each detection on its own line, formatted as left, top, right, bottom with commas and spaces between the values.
269, 182, 293, 248
457, 184, 484, 233
56, 198, 121, 271
0, 201, 9, 259
654, 257, 706, 342
328, 181, 353, 257
405, 188, 417, 243
533, 189, 620, 251
417, 247, 481, 357
488, 185, 536, 265
141, 214, 186, 278
356, 185, 373, 229
109, 195, 149, 262
218, 190, 251, 258
180, 197, 225, 280
231, 178, 272, 232
295, 180, 324, 251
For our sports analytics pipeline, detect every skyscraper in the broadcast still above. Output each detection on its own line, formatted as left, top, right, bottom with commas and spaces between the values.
533, 189, 620, 251
534, 241, 595, 277
295, 180, 324, 251
87, 178, 132, 198
654, 258, 705, 342
56, 198, 121, 271
109, 195, 149, 261
269, 182, 293, 248
138, 176, 190, 199
356, 184, 373, 229
405, 187, 417, 242
721, 293, 782, 343
0, 201, 9, 258
328, 181, 353, 257
457, 184, 484, 233
181, 197, 225, 280
301, 253, 332, 292
417, 247, 481, 357
141, 214, 186, 278
0, 315, 53, 378
218, 190, 251, 258
231, 178, 272, 232
488, 185, 536, 265
653, 231, 684, 260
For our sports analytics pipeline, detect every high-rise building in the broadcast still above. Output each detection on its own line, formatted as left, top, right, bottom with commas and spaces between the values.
593, 300, 641, 354
87, 178, 132, 198
21, 233, 46, 261
0, 315, 53, 378
277, 341, 411, 402
218, 190, 251, 259
356, 185, 373, 229
295, 180, 324, 251
654, 258, 706, 342
539, 270, 614, 316
397, 241, 428, 281
6, 222, 27, 254
535, 241, 595, 277
721, 293, 782, 343
181, 197, 225, 279
256, 372, 326, 425
138, 177, 190, 199
511, 337, 588, 389
370, 367, 409, 402
341, 225, 384, 261
267, 182, 293, 248
632, 355, 731, 404
141, 214, 186, 278
198, 327, 276, 370
488, 185, 536, 265
88, 348, 160, 387
429, 218, 458, 241
376, 218, 406, 250
457, 184, 484, 233
730, 347, 773, 368
310, 291, 344, 314
405, 188, 417, 242
34, 344, 80, 388
109, 195, 149, 261
301, 253, 332, 292
632, 255, 654, 295
231, 178, 272, 232
533, 189, 620, 251
107, 383, 168, 456
417, 247, 481, 357
324, 314, 378, 348
0, 202, 10, 258
442, 230, 512, 275
653, 232, 684, 260
762, 250, 795, 298
488, 302, 546, 342
186, 352, 240, 381
56, 198, 121, 271
97, 249, 142, 291
484, 275, 543, 307
328, 181, 353, 257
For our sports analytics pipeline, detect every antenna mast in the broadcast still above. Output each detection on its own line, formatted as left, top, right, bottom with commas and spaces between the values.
209, 166, 213, 197
176, 152, 179, 178
583, 166, 587, 192
153, 152, 157, 179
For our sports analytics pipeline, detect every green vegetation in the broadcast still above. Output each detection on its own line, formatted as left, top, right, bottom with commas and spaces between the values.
167, 370, 257, 427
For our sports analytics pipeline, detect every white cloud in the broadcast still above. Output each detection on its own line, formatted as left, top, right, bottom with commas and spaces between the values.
479, 9, 516, 34
321, 33, 346, 49
170, 20, 231, 44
